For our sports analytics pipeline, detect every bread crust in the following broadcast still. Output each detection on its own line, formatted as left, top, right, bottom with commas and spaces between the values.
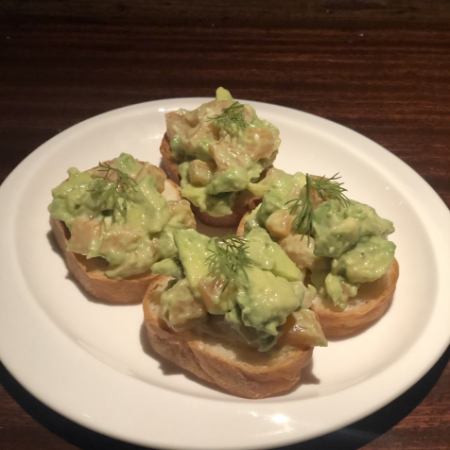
236, 211, 249, 236
312, 259, 399, 338
50, 179, 183, 305
160, 134, 260, 228
160, 134, 181, 184
143, 276, 314, 398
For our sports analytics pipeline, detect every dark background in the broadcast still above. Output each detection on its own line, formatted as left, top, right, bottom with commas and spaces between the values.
1, 1, 449, 449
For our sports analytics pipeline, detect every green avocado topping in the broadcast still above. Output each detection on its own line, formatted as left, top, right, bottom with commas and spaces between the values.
160, 228, 326, 351
166, 88, 281, 217
49, 153, 195, 279
245, 169, 396, 310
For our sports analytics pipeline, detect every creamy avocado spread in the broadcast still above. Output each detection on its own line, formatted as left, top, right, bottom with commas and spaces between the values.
159, 227, 326, 351
49, 153, 195, 279
244, 169, 396, 310
165, 87, 280, 217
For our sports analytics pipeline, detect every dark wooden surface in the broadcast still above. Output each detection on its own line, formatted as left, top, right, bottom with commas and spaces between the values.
0, 1, 449, 449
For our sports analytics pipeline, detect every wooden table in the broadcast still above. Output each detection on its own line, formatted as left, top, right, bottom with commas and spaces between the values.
1, 2, 448, 449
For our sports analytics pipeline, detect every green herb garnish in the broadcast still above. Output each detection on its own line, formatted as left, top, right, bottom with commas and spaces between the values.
313, 173, 349, 203
209, 101, 247, 133
90, 162, 139, 220
288, 173, 349, 235
206, 235, 253, 281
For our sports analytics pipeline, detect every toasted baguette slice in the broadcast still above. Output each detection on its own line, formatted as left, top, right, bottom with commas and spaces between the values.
51, 179, 182, 305
143, 276, 314, 398
160, 134, 260, 228
312, 259, 399, 338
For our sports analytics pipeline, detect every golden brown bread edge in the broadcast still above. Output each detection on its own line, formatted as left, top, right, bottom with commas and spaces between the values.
50, 179, 182, 305
160, 133, 260, 228
142, 276, 314, 399
237, 213, 400, 339
311, 259, 399, 338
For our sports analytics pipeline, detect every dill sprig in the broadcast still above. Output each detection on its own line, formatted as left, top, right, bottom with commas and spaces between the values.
206, 235, 253, 281
287, 174, 314, 236
90, 162, 139, 219
288, 173, 349, 235
313, 173, 349, 203
209, 101, 248, 133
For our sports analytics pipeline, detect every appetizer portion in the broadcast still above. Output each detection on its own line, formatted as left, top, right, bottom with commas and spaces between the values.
49, 153, 196, 304
161, 87, 280, 226
143, 227, 326, 398
239, 169, 399, 338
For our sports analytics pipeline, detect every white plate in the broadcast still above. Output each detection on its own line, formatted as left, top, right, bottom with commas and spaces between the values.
0, 99, 449, 450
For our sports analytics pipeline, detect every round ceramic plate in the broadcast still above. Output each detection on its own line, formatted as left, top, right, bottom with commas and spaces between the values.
0, 99, 449, 450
